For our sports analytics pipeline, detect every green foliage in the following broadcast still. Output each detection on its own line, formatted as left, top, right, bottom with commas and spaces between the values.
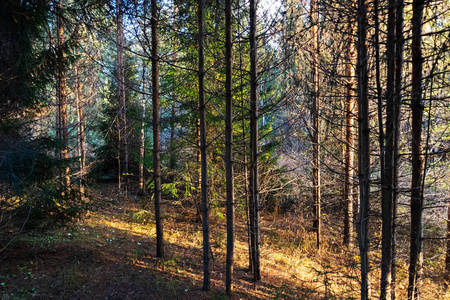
131, 209, 153, 224
0, 137, 89, 239
0, 0, 53, 135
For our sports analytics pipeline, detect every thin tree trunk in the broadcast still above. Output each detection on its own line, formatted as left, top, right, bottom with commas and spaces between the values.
169, 2, 178, 171
225, 0, 234, 294
374, 0, 385, 222
198, 0, 210, 291
169, 102, 177, 169
446, 203, 450, 277
249, 0, 260, 282
139, 63, 146, 193
381, 0, 397, 297
140, 0, 148, 193
117, 0, 128, 197
356, 0, 370, 296
57, 0, 69, 190
391, 1, 404, 297
75, 49, 85, 196
311, 0, 321, 249
238, 13, 251, 272
408, 0, 425, 297
152, 0, 164, 258
196, 117, 202, 221
343, 17, 356, 248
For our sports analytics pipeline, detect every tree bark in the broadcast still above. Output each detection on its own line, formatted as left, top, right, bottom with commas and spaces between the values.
75, 49, 85, 197
57, 0, 69, 190
391, 1, 404, 298
198, 0, 210, 291
408, 0, 425, 297
343, 15, 356, 248
446, 203, 450, 277
169, 3, 178, 171
356, 0, 370, 297
139, 63, 146, 193
311, 0, 321, 249
225, 0, 234, 295
116, 0, 128, 196
381, 0, 397, 297
249, 0, 260, 282
152, 0, 164, 258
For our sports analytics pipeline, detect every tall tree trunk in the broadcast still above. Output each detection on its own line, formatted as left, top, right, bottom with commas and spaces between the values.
139, 63, 146, 193
381, 0, 397, 297
374, 0, 385, 230
152, 0, 164, 258
196, 117, 202, 221
343, 16, 356, 248
310, 0, 321, 250
446, 203, 450, 277
391, 1, 404, 298
237, 12, 251, 272
249, 0, 260, 282
169, 2, 178, 171
140, 0, 148, 194
408, 0, 425, 297
116, 0, 128, 197
356, 0, 370, 296
75, 49, 85, 196
225, 0, 234, 294
57, 0, 69, 190
198, 0, 210, 291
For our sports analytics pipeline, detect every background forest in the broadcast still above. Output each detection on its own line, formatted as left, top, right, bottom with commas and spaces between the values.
1, 0, 450, 299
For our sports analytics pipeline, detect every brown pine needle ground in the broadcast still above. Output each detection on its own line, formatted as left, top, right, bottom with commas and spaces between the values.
1, 185, 449, 299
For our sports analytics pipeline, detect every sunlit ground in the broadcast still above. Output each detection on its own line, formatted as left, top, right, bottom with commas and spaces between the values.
1, 185, 449, 299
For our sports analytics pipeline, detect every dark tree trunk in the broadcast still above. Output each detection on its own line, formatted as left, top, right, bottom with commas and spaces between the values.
198, 0, 210, 291
408, 0, 425, 297
249, 0, 260, 282
381, 0, 397, 297
356, 0, 370, 297
225, 0, 234, 295
152, 0, 164, 258
391, 1, 404, 298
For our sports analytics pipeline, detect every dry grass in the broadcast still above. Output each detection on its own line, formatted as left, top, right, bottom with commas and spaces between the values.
0, 185, 449, 299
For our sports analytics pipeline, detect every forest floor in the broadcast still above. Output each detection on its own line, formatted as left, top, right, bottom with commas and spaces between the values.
1, 184, 449, 299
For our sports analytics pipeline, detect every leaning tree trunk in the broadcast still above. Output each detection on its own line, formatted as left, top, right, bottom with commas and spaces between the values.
198, 0, 210, 291
225, 0, 235, 295
356, 0, 370, 297
152, 0, 164, 258
249, 0, 261, 282
408, 0, 425, 297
